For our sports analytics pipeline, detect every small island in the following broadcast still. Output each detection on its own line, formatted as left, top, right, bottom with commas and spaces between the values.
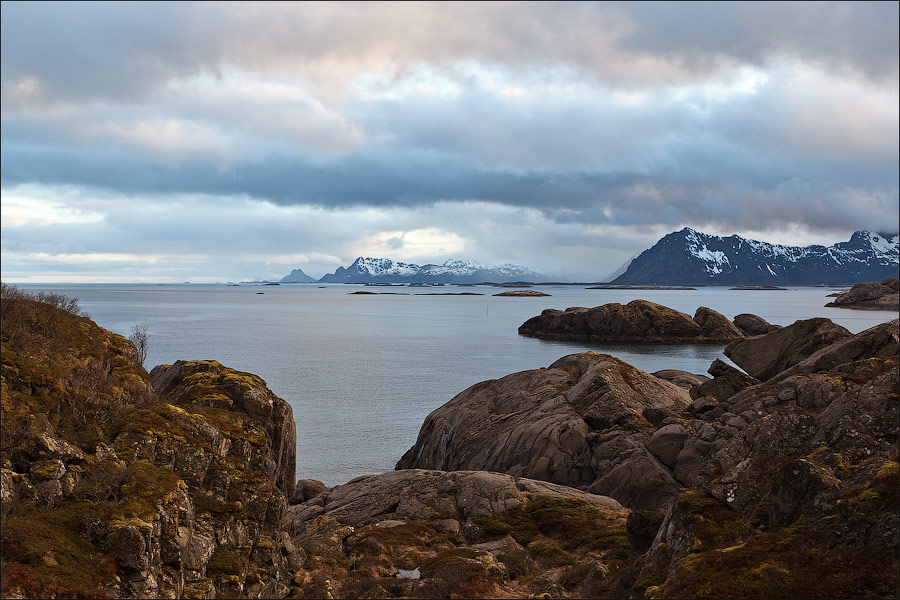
493, 290, 551, 297
825, 277, 899, 310
729, 285, 787, 290
518, 299, 755, 343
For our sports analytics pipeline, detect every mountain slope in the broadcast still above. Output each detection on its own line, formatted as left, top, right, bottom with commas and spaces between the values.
612, 228, 899, 285
279, 268, 316, 283
315, 258, 549, 283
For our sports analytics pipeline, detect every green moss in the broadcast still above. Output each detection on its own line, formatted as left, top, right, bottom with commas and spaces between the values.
420, 548, 499, 596
503, 497, 629, 556
675, 491, 741, 551
473, 516, 514, 538
222, 372, 259, 389
30, 460, 64, 479
114, 460, 182, 522
207, 549, 248, 577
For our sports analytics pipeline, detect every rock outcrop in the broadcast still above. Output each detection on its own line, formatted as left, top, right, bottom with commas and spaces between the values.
634, 320, 899, 598
518, 300, 747, 343
397, 352, 693, 512
1, 289, 298, 599
401, 312, 899, 598
724, 317, 852, 381
825, 277, 900, 310
286, 469, 634, 599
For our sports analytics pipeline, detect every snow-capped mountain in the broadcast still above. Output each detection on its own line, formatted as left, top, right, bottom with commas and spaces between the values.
315, 258, 550, 283
611, 228, 899, 285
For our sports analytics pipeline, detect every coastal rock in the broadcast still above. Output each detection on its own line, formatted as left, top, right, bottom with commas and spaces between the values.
633, 325, 899, 598
825, 277, 900, 310
290, 469, 623, 528
733, 313, 782, 336
518, 300, 744, 343
652, 370, 710, 391
689, 359, 760, 402
724, 318, 852, 381
290, 478, 329, 504
1, 291, 298, 599
693, 306, 744, 340
287, 469, 634, 599
767, 320, 899, 384
397, 352, 691, 510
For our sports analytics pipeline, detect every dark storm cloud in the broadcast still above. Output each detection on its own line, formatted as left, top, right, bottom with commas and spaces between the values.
3, 133, 896, 235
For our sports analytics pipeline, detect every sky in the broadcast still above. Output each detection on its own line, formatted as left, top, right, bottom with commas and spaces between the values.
1, 1, 898, 282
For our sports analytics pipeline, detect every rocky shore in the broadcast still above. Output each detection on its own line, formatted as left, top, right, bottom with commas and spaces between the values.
401, 316, 899, 597
2, 286, 897, 598
825, 277, 899, 310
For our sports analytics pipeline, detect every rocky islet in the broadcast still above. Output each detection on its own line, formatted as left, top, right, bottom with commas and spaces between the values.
517, 299, 750, 343
825, 277, 900, 311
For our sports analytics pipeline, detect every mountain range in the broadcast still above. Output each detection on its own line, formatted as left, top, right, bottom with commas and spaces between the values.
278, 229, 899, 286
611, 228, 899, 285
280, 258, 549, 284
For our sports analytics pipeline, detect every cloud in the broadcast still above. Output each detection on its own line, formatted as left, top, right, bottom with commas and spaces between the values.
1, 2, 897, 282
3, 2, 895, 110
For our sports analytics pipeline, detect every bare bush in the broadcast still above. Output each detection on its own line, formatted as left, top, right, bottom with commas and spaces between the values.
0, 282, 83, 315
129, 324, 150, 367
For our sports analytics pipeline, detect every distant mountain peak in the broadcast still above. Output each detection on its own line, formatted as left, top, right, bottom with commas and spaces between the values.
613, 229, 899, 285
279, 268, 316, 283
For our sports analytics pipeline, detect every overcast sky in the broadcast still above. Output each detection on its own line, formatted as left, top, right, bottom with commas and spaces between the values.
2, 1, 897, 282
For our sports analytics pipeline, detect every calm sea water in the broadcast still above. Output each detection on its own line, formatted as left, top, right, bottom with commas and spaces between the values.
18, 283, 896, 486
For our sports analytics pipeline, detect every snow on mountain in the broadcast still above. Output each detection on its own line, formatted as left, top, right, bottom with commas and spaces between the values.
612, 228, 899, 285
312, 257, 551, 283
418, 259, 486, 276
350, 257, 420, 277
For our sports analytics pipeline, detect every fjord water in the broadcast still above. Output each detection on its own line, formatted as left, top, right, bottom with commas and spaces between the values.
21, 284, 896, 486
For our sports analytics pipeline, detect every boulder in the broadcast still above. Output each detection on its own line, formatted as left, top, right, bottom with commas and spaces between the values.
149, 360, 297, 496
724, 318, 852, 381
652, 369, 710, 391
689, 359, 760, 402
397, 352, 691, 510
518, 300, 744, 343
636, 337, 899, 598
693, 306, 745, 340
291, 479, 329, 505
732, 313, 782, 336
